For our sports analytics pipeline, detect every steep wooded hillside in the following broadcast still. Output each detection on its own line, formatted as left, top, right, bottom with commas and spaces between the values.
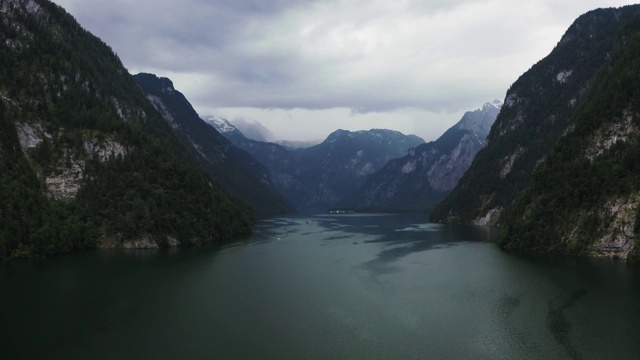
431, 5, 640, 260
0, 0, 253, 259
500, 12, 640, 260
432, 5, 640, 226
134, 73, 293, 217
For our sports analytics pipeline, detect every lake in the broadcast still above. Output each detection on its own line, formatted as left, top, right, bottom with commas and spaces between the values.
2, 213, 640, 359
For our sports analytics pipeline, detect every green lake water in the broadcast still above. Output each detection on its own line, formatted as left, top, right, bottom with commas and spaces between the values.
2, 213, 640, 359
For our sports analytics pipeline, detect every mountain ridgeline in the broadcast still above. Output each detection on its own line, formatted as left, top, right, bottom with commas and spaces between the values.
209, 104, 500, 213
133, 73, 293, 217
0, 0, 254, 259
351, 101, 501, 211
433, 5, 640, 260
208, 119, 425, 210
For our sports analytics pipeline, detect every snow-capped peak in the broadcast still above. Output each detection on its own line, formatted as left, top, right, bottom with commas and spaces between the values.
205, 116, 236, 133
484, 99, 503, 110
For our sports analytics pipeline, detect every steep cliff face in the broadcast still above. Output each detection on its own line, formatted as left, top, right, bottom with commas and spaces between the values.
0, 0, 253, 259
134, 73, 293, 217
430, 5, 640, 261
351, 101, 500, 210
432, 5, 640, 226
499, 12, 640, 260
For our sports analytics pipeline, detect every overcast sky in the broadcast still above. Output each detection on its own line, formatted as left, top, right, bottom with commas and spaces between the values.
52, 0, 638, 141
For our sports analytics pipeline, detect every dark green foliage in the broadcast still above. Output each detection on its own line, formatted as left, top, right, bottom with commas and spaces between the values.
498, 13, 640, 257
0, 102, 96, 258
133, 73, 293, 217
0, 0, 253, 259
80, 151, 253, 245
432, 5, 640, 224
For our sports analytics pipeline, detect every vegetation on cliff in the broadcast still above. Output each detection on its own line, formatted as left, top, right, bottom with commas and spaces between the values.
432, 5, 640, 226
0, 0, 253, 259
499, 14, 640, 259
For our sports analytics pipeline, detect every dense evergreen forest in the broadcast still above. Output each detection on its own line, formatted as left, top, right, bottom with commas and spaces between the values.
431, 5, 640, 260
499, 14, 640, 260
0, 0, 253, 259
431, 5, 640, 226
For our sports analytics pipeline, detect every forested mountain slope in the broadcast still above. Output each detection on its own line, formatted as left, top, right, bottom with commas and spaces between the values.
134, 73, 293, 217
432, 4, 640, 260
500, 12, 640, 260
432, 5, 640, 226
0, 0, 253, 259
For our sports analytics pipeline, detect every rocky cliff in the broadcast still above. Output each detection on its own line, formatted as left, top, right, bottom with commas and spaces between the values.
352, 101, 500, 211
433, 5, 640, 261
432, 5, 640, 226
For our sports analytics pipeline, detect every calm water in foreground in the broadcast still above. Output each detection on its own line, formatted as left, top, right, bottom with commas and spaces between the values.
2, 214, 640, 359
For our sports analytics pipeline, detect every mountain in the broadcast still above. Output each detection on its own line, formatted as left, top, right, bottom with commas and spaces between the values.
432, 5, 640, 260
432, 5, 640, 226
0, 0, 253, 259
134, 74, 293, 217
289, 129, 425, 209
231, 118, 275, 142
207, 121, 425, 210
206, 116, 321, 149
351, 100, 501, 211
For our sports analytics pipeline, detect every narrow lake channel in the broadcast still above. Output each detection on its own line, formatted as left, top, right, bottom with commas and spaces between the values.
2, 213, 639, 359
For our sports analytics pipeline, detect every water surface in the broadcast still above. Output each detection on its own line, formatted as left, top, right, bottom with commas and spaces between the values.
2, 214, 640, 359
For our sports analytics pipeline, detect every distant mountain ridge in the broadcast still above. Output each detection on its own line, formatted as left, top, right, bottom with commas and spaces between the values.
350, 100, 501, 210
207, 118, 425, 210
205, 116, 321, 149
292, 128, 425, 210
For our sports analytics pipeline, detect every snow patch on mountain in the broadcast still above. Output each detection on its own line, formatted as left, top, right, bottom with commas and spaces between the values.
206, 116, 236, 133
485, 99, 503, 109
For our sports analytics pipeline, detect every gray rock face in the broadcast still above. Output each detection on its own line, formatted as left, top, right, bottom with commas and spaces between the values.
426, 132, 482, 192
16, 122, 49, 150
123, 235, 159, 249
351, 101, 501, 210
44, 154, 84, 200
15, 121, 128, 200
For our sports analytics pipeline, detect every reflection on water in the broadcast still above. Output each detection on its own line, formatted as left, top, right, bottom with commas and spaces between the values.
1, 213, 640, 360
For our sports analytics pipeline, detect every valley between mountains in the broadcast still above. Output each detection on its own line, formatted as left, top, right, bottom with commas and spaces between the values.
3, 0, 640, 262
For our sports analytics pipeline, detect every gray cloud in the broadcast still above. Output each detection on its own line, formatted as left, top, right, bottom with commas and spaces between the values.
52, 0, 638, 140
